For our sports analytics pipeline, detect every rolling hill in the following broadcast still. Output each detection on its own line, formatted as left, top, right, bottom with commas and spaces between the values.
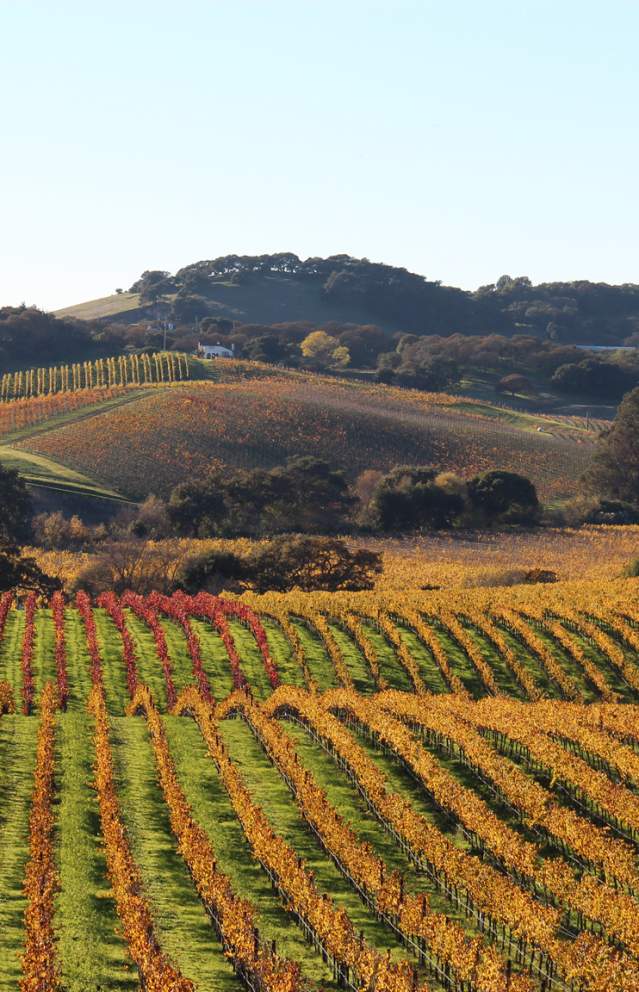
9, 362, 604, 506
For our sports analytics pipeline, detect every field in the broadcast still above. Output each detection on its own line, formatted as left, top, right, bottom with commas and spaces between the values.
53, 292, 145, 321
3, 581, 639, 991
13, 364, 606, 503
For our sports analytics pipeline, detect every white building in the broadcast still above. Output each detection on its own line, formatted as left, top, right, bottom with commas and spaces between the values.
198, 342, 234, 359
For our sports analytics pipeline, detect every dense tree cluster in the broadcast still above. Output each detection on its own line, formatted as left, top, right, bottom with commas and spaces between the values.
165, 458, 541, 538
168, 457, 357, 538
551, 358, 638, 401
0, 306, 106, 371
368, 467, 540, 531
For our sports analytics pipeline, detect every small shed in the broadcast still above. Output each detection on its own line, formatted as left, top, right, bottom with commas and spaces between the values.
198, 342, 234, 359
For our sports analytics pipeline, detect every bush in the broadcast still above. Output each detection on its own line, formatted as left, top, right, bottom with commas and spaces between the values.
583, 499, 639, 525
523, 568, 558, 584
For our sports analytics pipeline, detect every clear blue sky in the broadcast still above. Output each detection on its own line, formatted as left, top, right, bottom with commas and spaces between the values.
1, 0, 638, 311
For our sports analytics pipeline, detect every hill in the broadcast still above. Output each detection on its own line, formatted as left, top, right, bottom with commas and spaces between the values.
54, 254, 639, 345
10, 361, 603, 505
54, 291, 143, 321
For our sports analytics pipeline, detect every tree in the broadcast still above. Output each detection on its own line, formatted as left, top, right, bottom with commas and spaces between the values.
467, 470, 539, 524
496, 373, 535, 396
0, 545, 60, 595
300, 331, 350, 369
0, 465, 32, 546
168, 472, 227, 537
551, 359, 636, 400
584, 387, 639, 503
394, 359, 459, 392
246, 536, 381, 592
32, 512, 93, 550
337, 325, 387, 366
130, 270, 175, 302
264, 456, 357, 533
176, 550, 248, 595
369, 466, 465, 531
168, 457, 357, 537
73, 539, 186, 595
244, 334, 292, 364
179, 536, 382, 594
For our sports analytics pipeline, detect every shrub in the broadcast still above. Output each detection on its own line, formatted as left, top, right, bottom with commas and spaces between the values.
583, 499, 639, 525
523, 568, 558, 584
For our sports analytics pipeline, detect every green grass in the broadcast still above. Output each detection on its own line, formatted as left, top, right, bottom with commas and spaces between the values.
331, 716, 473, 853
0, 446, 127, 500
0, 387, 166, 506
456, 617, 526, 698
158, 618, 200, 696
526, 620, 599, 703
1, 390, 149, 447
280, 719, 466, 912
63, 608, 97, 711
113, 716, 244, 992
32, 608, 56, 707
423, 619, 486, 698
165, 716, 339, 988
389, 620, 449, 694
219, 716, 408, 959
290, 620, 340, 691
571, 618, 639, 702
124, 610, 169, 710
260, 616, 306, 687
326, 622, 376, 694
0, 388, 153, 506
54, 292, 144, 320
55, 711, 136, 991
0, 608, 25, 705
489, 617, 562, 697
189, 619, 235, 699
0, 715, 38, 991
93, 610, 131, 714
358, 621, 414, 692
226, 618, 273, 700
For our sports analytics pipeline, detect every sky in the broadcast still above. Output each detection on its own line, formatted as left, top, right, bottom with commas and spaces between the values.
1, 0, 638, 311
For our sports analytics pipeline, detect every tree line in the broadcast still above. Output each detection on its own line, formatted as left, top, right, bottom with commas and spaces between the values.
131, 254, 639, 345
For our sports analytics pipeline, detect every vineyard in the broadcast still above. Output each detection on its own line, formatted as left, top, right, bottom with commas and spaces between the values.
2, 581, 639, 990
0, 351, 191, 402
15, 368, 605, 501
